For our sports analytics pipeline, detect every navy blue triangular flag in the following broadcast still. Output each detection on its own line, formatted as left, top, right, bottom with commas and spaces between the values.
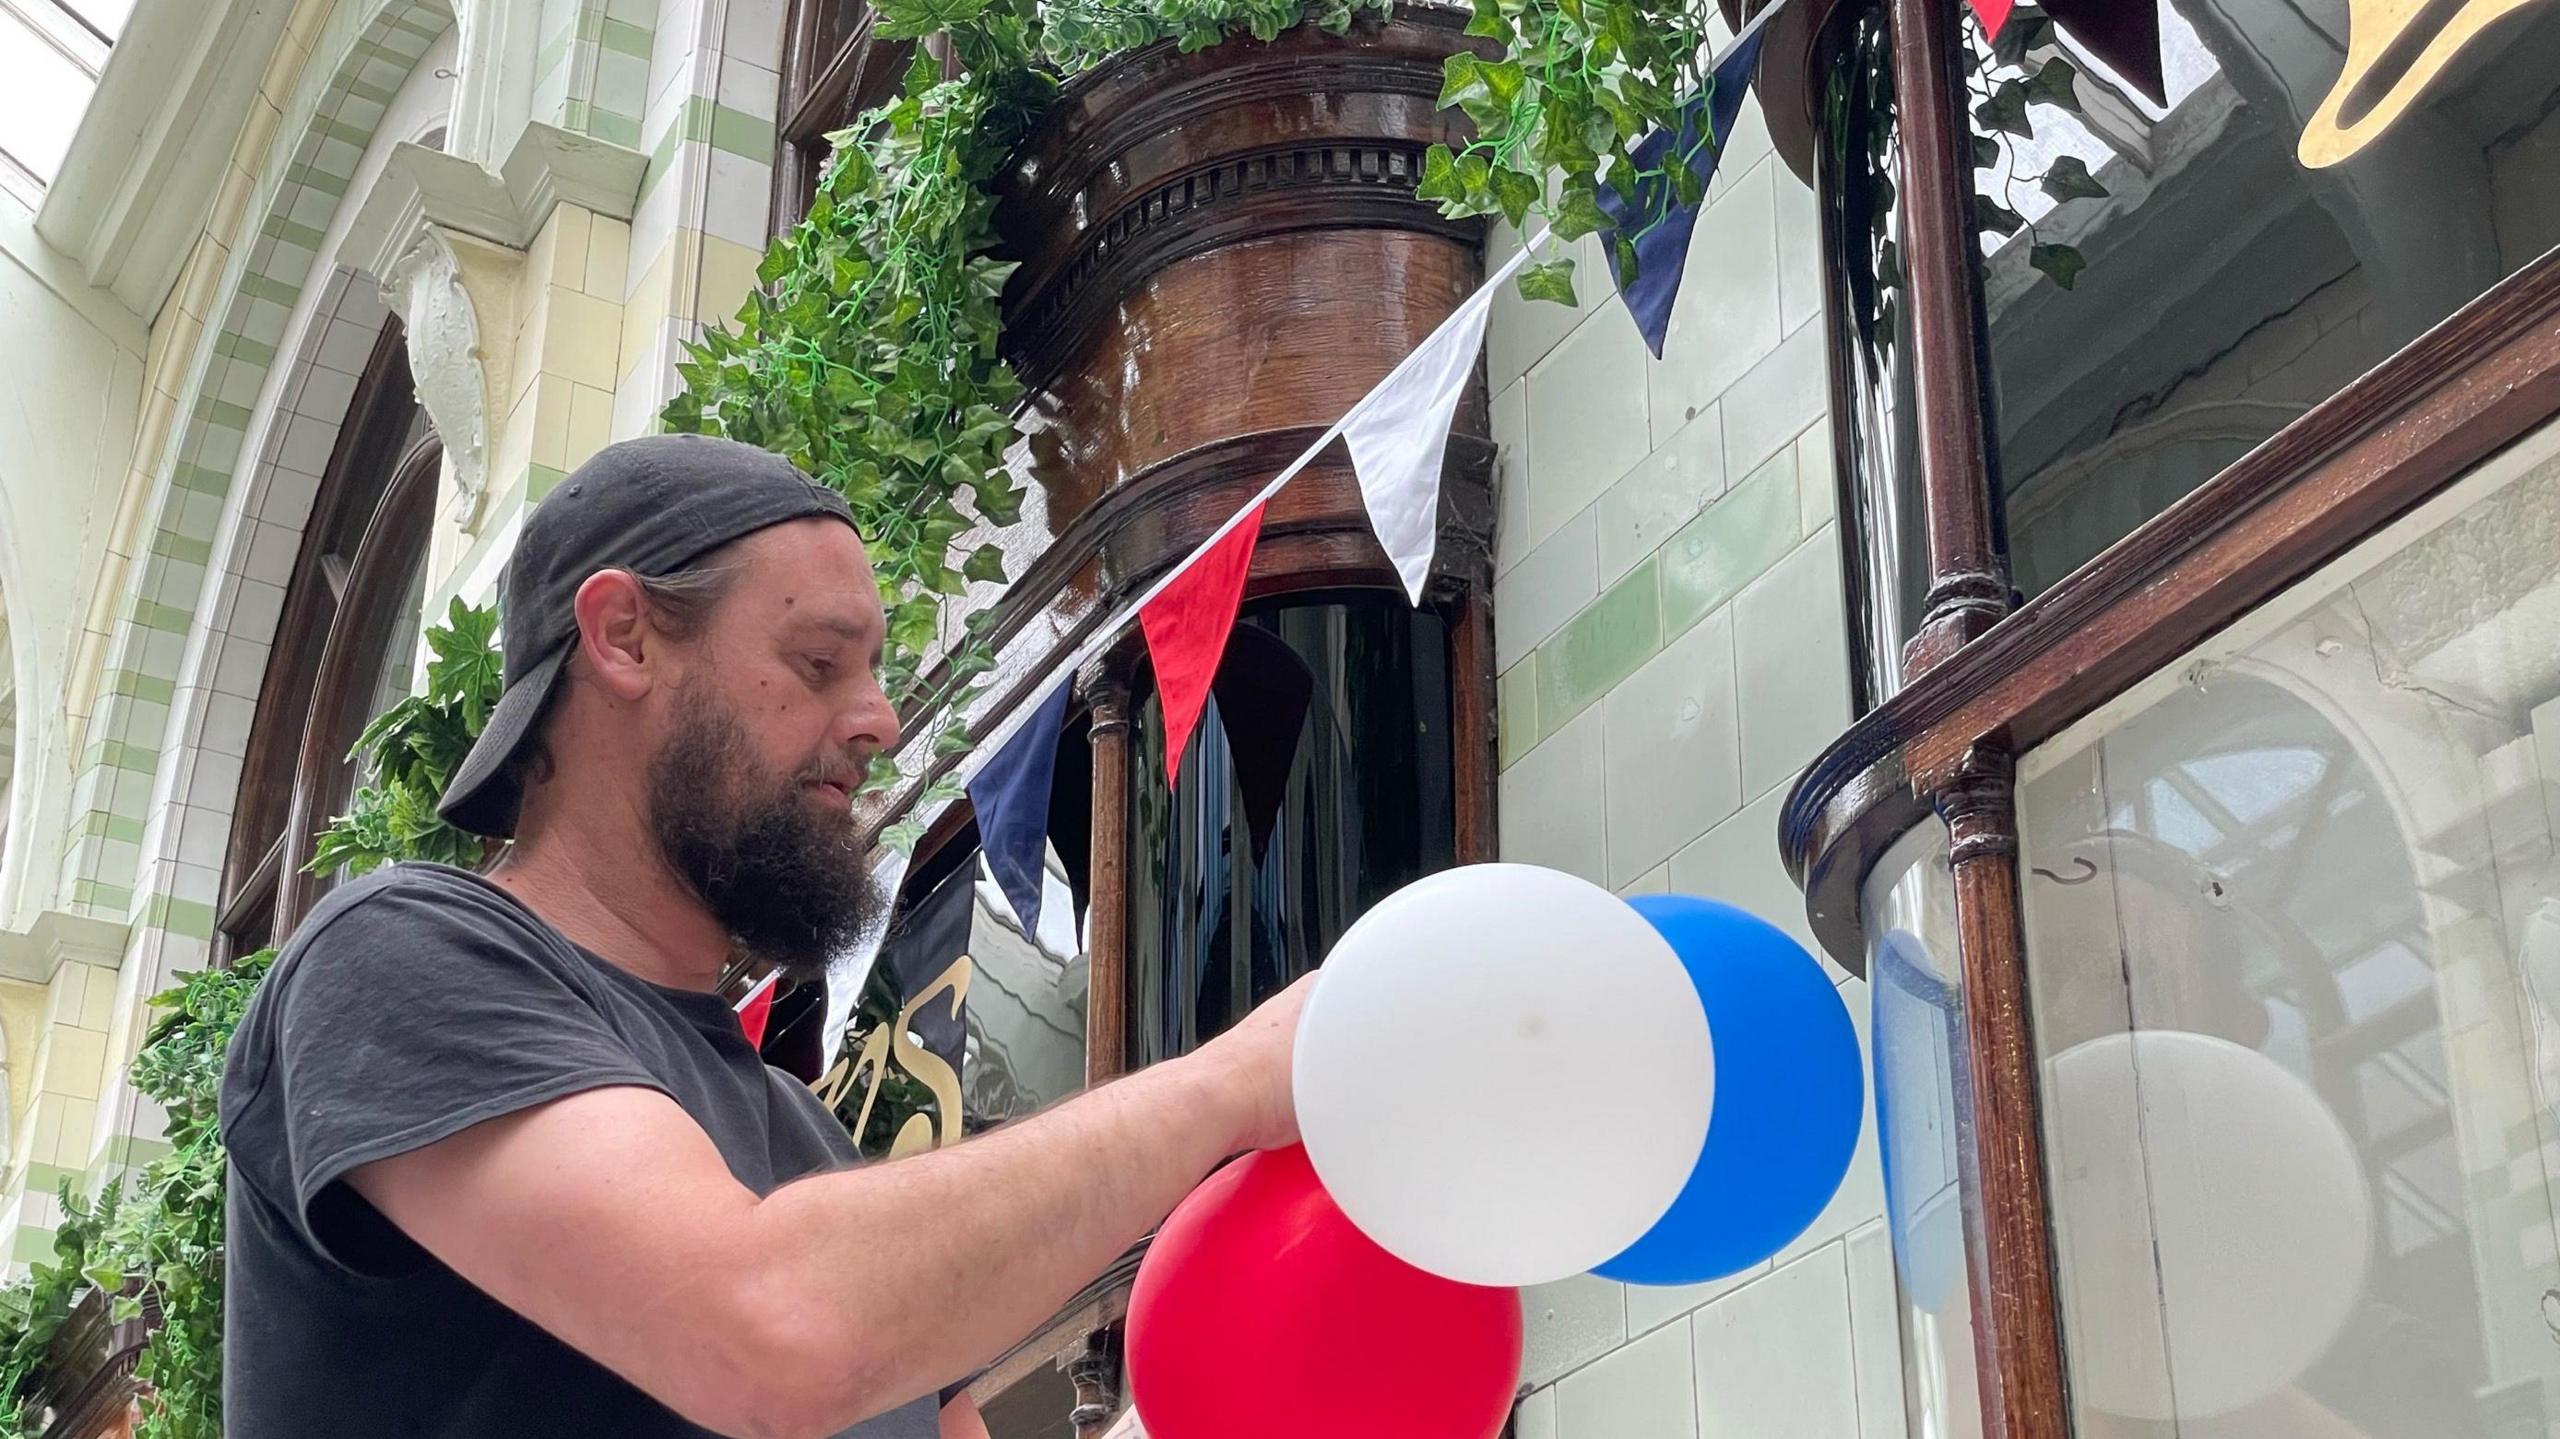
1597, 27, 1767, 358
967, 680, 1073, 938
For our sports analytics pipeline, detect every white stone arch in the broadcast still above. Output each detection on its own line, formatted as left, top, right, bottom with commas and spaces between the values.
54, 0, 458, 925
71, 0, 462, 1167
137, 22, 469, 928
0, 506, 25, 921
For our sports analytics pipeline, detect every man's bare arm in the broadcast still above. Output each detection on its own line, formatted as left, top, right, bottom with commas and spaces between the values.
349, 981, 1303, 1439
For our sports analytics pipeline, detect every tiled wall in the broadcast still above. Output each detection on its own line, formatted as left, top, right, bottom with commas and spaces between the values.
0, 961, 118, 1267
532, 0, 659, 147
612, 0, 782, 445
1486, 81, 1902, 1438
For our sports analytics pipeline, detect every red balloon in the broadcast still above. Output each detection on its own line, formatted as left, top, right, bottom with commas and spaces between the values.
1128, 1146, 1523, 1439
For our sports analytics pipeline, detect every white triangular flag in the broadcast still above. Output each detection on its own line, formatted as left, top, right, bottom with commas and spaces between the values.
1342, 279, 1498, 604
818, 847, 910, 1072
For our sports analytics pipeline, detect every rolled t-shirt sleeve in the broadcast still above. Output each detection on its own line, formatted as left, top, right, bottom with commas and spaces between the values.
245, 874, 668, 1270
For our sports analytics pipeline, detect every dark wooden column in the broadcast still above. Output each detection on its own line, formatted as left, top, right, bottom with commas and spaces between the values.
1081, 672, 1132, 1088
1449, 588, 1499, 863
1883, 0, 2067, 1432
1935, 746, 2070, 1439
1889, 0, 2011, 679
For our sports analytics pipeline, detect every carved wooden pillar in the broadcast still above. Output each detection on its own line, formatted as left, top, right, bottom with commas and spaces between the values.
1933, 745, 2070, 1439
1887, 0, 2012, 677
1449, 588, 1498, 862
1067, 1327, 1124, 1439
1873, 0, 2069, 1428
1082, 671, 1132, 1087
993, 12, 1498, 612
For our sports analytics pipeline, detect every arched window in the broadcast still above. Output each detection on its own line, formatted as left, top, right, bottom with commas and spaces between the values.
216, 325, 439, 960
769, 0, 937, 232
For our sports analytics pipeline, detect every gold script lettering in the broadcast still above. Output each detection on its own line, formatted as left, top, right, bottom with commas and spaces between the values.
2301, 0, 2558, 167
809, 953, 974, 1157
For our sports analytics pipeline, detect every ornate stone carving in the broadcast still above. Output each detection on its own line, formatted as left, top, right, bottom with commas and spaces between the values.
378, 226, 515, 530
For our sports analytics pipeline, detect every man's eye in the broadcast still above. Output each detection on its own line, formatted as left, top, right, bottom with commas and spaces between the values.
803, 656, 836, 678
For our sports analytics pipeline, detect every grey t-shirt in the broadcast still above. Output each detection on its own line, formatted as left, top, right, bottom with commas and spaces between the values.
220, 862, 944, 1438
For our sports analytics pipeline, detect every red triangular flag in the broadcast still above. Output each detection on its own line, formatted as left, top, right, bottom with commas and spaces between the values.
1968, 0, 2014, 39
1141, 504, 1266, 786
736, 972, 779, 1048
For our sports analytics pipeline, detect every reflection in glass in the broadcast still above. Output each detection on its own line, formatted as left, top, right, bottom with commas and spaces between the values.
1865, 818, 1988, 1439
838, 846, 1090, 1160
358, 551, 432, 780
2019, 419, 2560, 1436
964, 841, 1091, 1124
1126, 592, 1456, 1067
1984, 1, 2560, 596
1822, 0, 2560, 700
1818, 0, 1927, 706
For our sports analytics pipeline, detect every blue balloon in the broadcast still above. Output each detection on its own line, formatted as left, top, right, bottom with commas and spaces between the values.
1593, 895, 1864, 1286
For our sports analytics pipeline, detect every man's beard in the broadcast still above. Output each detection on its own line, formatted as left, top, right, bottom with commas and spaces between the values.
646, 680, 882, 981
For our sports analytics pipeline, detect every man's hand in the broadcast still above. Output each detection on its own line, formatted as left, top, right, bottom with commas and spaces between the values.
940, 1393, 993, 1439
1188, 972, 1317, 1154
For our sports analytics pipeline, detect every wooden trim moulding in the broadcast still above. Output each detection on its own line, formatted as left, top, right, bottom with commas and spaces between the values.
1781, 244, 2560, 970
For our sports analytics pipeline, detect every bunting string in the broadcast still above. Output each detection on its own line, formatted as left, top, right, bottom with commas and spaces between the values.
760, 0, 1808, 1041
887, 0, 1796, 796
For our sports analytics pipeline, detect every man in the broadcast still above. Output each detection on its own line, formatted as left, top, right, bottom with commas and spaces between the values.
220, 435, 1310, 1438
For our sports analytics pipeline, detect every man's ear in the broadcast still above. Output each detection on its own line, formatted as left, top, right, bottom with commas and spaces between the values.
571, 571, 660, 702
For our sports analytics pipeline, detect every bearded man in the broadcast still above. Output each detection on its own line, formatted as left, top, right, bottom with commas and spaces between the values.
219, 435, 1309, 1438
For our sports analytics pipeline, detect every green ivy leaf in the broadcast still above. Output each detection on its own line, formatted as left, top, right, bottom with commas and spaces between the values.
2039, 153, 2109, 202
1972, 134, 2002, 171
963, 543, 1009, 584
1463, 0, 1511, 41
1516, 256, 1578, 306
2030, 242, 2088, 289
974, 475, 1024, 526
1975, 195, 2027, 237
1976, 80, 2033, 138
1437, 52, 1488, 110
1489, 165, 1541, 228
1992, 12, 2054, 67
2027, 57, 2083, 114
1610, 231, 1639, 287
902, 44, 942, 96
1552, 179, 1614, 241
1416, 144, 1466, 205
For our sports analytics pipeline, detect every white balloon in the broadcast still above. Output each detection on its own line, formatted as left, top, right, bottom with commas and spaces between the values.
1292, 863, 1714, 1287
2047, 1030, 2370, 1420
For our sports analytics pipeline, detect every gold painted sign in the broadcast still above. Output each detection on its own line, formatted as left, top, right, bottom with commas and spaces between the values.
2302, 0, 2560, 167
813, 952, 972, 1159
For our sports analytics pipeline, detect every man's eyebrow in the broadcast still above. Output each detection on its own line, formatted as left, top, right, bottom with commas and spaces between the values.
785, 614, 870, 641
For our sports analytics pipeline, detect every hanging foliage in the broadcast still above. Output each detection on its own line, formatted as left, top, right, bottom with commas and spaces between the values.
305, 598, 504, 878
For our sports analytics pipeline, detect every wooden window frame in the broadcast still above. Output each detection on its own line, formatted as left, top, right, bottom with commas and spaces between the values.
769, 0, 955, 235
1766, 0, 2560, 1434
217, 329, 443, 960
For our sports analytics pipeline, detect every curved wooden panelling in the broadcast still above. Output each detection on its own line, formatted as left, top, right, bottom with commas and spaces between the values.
1722, 0, 1842, 186
857, 12, 1496, 839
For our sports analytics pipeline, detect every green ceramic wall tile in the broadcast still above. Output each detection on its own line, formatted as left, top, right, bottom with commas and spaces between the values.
1660, 445, 1799, 637
1535, 556, 1662, 731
